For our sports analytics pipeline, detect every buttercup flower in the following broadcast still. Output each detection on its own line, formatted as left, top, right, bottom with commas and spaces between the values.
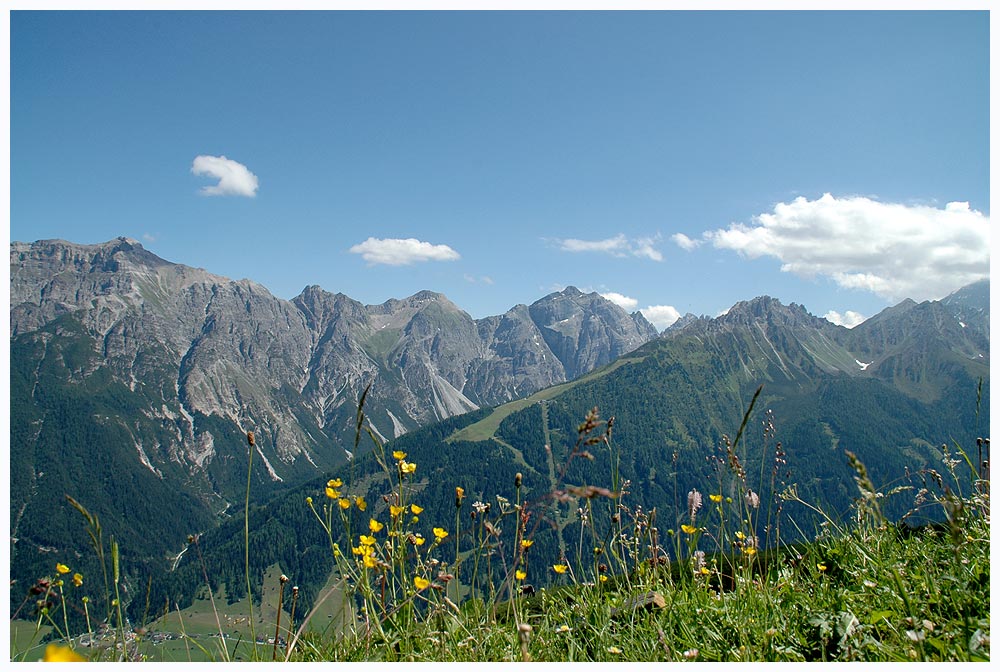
400, 461, 417, 475
390, 505, 405, 518
520, 540, 534, 549
327, 478, 343, 488
710, 494, 723, 503
413, 576, 430, 590
433, 527, 449, 540
55, 563, 70, 575
325, 486, 340, 500
369, 519, 384, 533
410, 504, 424, 514
359, 534, 376, 546
355, 496, 367, 511
43, 644, 86, 662
552, 564, 568, 574
72, 573, 83, 587
681, 524, 698, 535
393, 451, 407, 460
339, 498, 351, 510
515, 569, 527, 580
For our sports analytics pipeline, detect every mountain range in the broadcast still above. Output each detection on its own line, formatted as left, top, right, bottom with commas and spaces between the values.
9, 237, 656, 606
8, 237, 989, 622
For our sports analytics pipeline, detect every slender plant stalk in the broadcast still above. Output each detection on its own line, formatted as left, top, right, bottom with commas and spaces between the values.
244, 431, 257, 660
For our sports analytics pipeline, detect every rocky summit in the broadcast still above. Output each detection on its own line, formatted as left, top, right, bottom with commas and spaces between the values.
10, 237, 658, 489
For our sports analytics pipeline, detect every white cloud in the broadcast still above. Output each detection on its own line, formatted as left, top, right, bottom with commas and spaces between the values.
671, 233, 702, 251
824, 310, 867, 329
600, 292, 639, 311
555, 233, 663, 261
191, 155, 259, 197
464, 274, 495, 285
640, 304, 682, 330
706, 194, 989, 302
349, 237, 460, 266
142, 233, 156, 243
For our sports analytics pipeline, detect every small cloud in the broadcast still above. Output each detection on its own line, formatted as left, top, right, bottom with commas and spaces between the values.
349, 237, 460, 266
191, 155, 259, 197
480, 275, 495, 285
600, 292, 639, 311
464, 274, 496, 285
671, 233, 702, 251
641, 304, 682, 330
704, 193, 989, 302
824, 309, 867, 329
553, 233, 663, 261
142, 233, 157, 243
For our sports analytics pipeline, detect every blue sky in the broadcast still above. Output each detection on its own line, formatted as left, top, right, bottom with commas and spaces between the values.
9, 9, 990, 329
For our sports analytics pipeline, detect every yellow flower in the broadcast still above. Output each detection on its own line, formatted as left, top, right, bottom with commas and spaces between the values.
817, 563, 827, 572
338, 498, 351, 510
43, 643, 86, 662
433, 527, 449, 540
736, 531, 746, 540
305, 496, 313, 505
369, 519, 384, 533
552, 564, 568, 574
413, 576, 431, 591
55, 563, 70, 575
400, 461, 417, 474
515, 569, 527, 581
362, 554, 377, 569
390, 505, 405, 518
359, 534, 376, 546
681, 524, 698, 535
699, 567, 711, 576
743, 547, 757, 556
351, 546, 365, 556
607, 646, 623, 655
555, 624, 571, 633
709, 494, 723, 503
355, 496, 367, 511
455, 486, 465, 507
325, 487, 340, 500
520, 539, 534, 549
72, 573, 83, 587
599, 574, 608, 583
327, 478, 344, 488
412, 534, 426, 546
393, 451, 407, 460
410, 504, 424, 514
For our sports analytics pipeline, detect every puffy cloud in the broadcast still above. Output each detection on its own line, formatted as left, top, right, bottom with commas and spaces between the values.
706, 194, 989, 302
191, 155, 259, 197
641, 304, 682, 330
671, 233, 702, 251
824, 310, 867, 329
349, 237, 460, 266
600, 292, 639, 311
554, 234, 663, 261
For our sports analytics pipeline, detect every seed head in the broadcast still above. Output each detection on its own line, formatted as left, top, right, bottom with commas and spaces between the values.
246, 431, 255, 447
